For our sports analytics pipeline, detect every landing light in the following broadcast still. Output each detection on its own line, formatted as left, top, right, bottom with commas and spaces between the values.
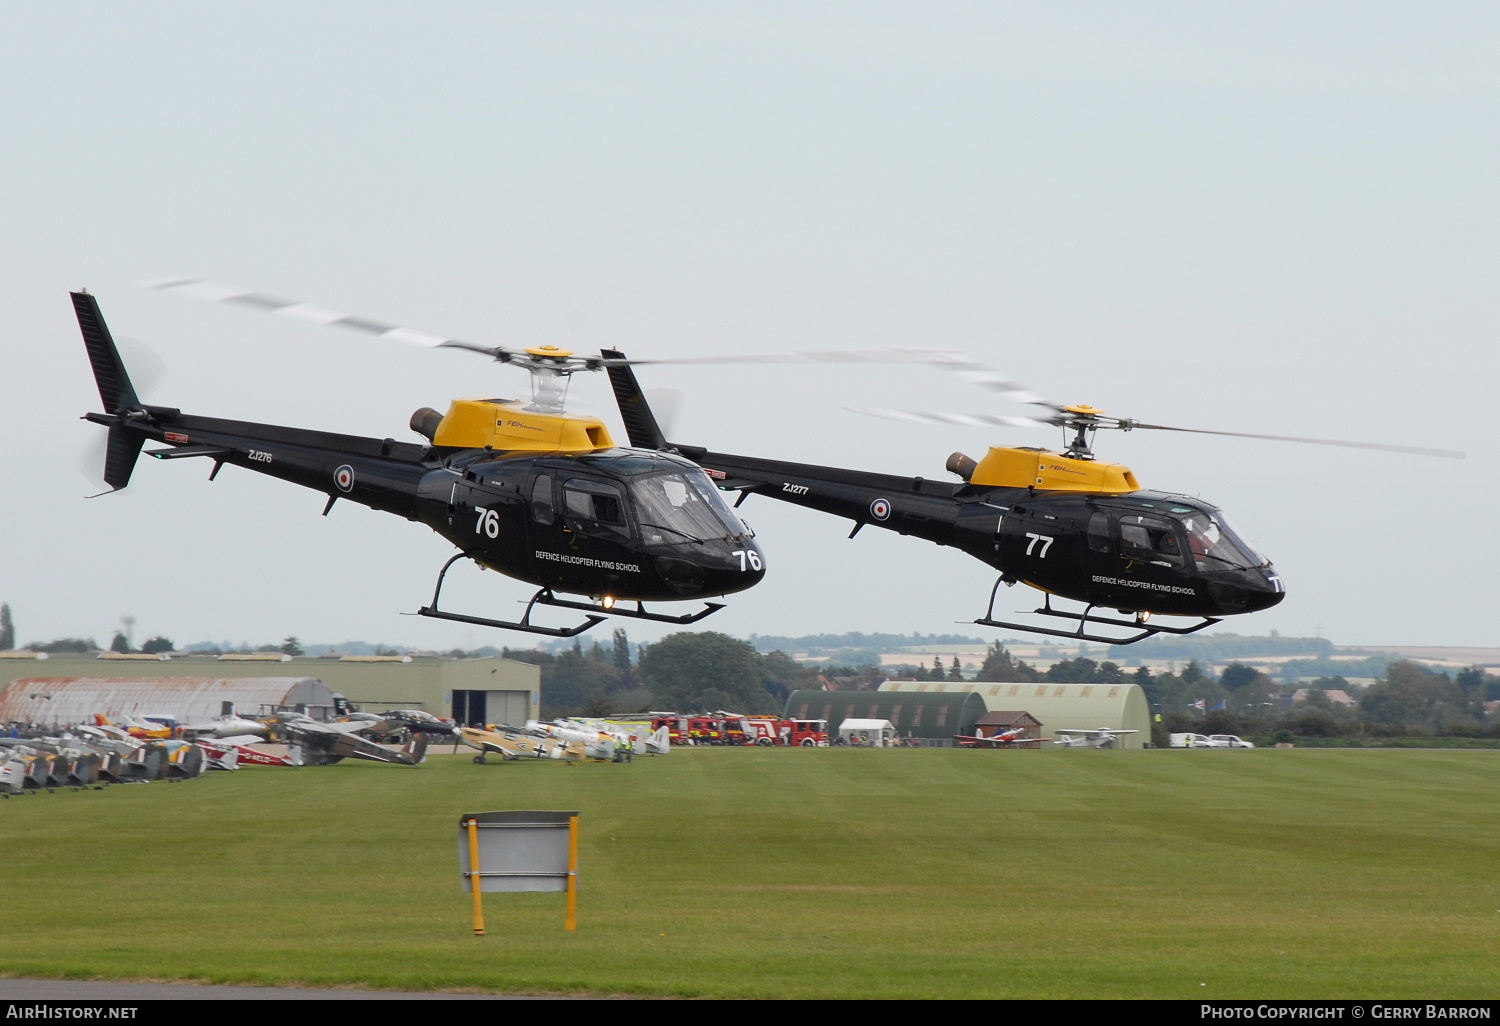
602, 596, 615, 610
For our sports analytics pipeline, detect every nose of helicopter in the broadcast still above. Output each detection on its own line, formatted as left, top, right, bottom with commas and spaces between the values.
648, 537, 766, 598
1204, 565, 1285, 615
704, 538, 766, 597
1245, 567, 1286, 612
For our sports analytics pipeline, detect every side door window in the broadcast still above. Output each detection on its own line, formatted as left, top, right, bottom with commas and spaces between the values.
1117, 513, 1185, 569
530, 474, 555, 526
1086, 511, 1112, 554
562, 477, 630, 542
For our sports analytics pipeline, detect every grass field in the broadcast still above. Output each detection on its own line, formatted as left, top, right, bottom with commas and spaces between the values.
1, 747, 1496, 999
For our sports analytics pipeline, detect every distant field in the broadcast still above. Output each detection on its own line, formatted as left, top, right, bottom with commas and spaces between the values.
1, 748, 1495, 999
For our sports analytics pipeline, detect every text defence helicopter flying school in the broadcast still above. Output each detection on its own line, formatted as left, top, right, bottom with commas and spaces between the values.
76, 283, 1464, 644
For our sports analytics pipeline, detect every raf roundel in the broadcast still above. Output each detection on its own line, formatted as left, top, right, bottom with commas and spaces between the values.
869, 497, 892, 521
333, 465, 355, 493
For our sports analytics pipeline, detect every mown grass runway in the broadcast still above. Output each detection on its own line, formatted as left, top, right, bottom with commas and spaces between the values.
1, 747, 1495, 998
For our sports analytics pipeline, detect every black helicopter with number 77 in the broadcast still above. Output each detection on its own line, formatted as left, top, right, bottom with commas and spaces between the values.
603, 348, 1465, 645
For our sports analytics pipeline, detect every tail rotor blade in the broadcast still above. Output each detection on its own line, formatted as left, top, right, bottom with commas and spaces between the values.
116, 336, 167, 401
643, 388, 684, 439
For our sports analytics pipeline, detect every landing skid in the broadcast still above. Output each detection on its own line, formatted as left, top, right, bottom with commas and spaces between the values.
414, 553, 726, 637
975, 581, 1220, 646
415, 553, 603, 638
540, 593, 725, 626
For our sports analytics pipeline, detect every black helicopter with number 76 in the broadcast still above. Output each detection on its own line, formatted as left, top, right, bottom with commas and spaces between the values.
603, 350, 1465, 645
74, 284, 780, 638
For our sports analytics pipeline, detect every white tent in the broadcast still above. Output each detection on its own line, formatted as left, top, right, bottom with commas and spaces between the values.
837, 718, 896, 747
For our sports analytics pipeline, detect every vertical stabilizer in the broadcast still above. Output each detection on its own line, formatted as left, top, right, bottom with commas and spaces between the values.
101, 427, 146, 491
72, 291, 139, 414
600, 349, 668, 450
73, 291, 147, 492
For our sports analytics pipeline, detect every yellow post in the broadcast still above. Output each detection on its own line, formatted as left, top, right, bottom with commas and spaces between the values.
466, 818, 485, 936
565, 814, 579, 932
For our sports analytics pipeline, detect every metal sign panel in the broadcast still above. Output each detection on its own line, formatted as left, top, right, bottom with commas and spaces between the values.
458, 810, 577, 893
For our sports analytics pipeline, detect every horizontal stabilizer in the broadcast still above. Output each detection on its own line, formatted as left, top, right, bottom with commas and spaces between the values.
146, 444, 236, 460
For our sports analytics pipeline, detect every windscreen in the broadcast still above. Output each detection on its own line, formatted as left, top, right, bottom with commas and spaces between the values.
1181, 511, 1268, 570
631, 472, 745, 545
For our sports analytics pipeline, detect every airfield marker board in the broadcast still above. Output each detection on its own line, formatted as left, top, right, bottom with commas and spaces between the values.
458, 810, 579, 933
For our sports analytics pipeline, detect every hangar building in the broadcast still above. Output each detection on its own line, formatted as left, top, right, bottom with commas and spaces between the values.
783, 688, 986, 741
878, 680, 1152, 748
0, 652, 539, 726
0, 676, 337, 726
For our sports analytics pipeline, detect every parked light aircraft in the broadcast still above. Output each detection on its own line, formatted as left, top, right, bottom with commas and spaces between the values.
581, 718, 672, 756
94, 714, 178, 740
275, 714, 429, 766
0, 742, 52, 792
192, 739, 240, 771
210, 736, 299, 767
953, 726, 1046, 748
459, 725, 586, 764
1052, 728, 1139, 749
184, 706, 268, 739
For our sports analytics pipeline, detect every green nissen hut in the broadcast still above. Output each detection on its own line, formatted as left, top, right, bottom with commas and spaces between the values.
878, 680, 1152, 748
783, 689, 987, 741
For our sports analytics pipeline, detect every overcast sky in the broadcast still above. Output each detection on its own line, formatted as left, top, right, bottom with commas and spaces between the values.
1, 2, 1494, 651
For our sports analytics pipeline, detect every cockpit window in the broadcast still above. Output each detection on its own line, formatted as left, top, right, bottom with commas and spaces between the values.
631, 472, 744, 545
1118, 514, 1184, 568
1182, 512, 1266, 570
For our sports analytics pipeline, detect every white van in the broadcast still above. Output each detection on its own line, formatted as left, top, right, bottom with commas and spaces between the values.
1169, 733, 1213, 748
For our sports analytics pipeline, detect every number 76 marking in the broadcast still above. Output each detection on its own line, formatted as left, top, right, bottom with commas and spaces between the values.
1025, 532, 1054, 558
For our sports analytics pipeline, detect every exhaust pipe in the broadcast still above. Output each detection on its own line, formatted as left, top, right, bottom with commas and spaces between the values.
946, 452, 976, 482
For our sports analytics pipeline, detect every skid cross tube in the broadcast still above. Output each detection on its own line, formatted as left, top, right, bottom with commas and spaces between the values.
975, 579, 1221, 646
416, 553, 604, 638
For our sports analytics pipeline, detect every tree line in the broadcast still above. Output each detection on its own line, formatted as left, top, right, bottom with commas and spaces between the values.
7, 601, 1495, 737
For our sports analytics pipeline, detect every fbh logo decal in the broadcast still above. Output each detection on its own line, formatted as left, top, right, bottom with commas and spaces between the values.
869, 497, 892, 521
334, 465, 355, 492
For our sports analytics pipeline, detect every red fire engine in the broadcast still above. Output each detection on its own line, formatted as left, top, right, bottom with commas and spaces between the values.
648, 713, 829, 747
649, 713, 735, 746
739, 717, 830, 747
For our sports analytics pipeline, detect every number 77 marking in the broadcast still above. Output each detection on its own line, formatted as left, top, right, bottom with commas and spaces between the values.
1025, 532, 1054, 558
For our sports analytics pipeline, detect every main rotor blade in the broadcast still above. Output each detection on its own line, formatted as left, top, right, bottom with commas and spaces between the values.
606, 350, 1054, 407
1126, 422, 1466, 459
138, 277, 507, 356
844, 407, 1055, 430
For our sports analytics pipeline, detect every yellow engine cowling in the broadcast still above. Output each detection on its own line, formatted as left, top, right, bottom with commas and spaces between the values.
969, 446, 1139, 494
432, 399, 615, 452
